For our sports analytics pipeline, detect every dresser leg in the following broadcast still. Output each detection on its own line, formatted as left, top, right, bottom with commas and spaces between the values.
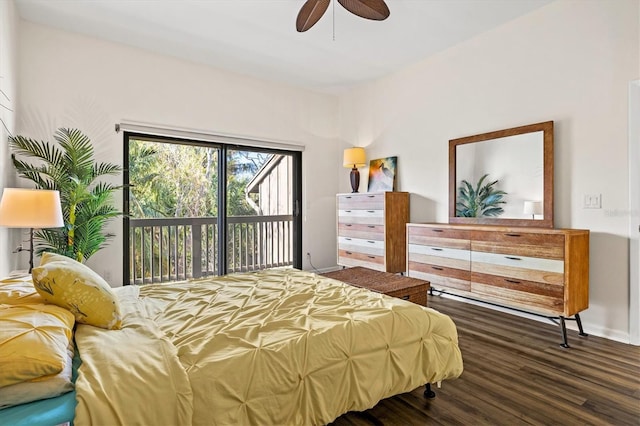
559, 316, 570, 348
575, 313, 588, 337
424, 383, 436, 399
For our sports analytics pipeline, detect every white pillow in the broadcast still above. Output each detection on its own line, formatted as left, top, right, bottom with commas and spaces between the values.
0, 345, 74, 408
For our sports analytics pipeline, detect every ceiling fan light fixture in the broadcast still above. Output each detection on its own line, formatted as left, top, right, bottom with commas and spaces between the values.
296, 0, 390, 33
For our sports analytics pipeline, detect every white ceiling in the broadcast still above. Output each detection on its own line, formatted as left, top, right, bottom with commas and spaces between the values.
15, 0, 554, 94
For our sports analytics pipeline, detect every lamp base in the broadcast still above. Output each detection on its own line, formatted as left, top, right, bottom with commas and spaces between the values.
28, 228, 34, 273
350, 167, 360, 193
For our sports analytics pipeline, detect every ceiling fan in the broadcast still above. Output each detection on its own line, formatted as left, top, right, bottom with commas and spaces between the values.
296, 0, 390, 32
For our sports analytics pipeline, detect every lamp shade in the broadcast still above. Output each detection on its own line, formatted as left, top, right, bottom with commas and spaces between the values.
0, 188, 64, 228
343, 147, 366, 168
523, 200, 542, 216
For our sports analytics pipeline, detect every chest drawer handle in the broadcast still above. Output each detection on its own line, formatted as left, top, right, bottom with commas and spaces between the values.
505, 279, 521, 284
368, 255, 376, 259
505, 256, 522, 261
431, 247, 444, 251
431, 266, 444, 271
505, 233, 521, 237
345, 210, 352, 213
367, 210, 375, 213
345, 237, 352, 241
367, 225, 375, 228
367, 195, 375, 198
346, 251, 353, 255
432, 229, 444, 233
402, 295, 410, 300
345, 196, 352, 199
345, 224, 352, 227
367, 240, 375, 244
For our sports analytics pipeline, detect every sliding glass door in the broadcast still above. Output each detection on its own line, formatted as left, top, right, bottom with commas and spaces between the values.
123, 133, 301, 285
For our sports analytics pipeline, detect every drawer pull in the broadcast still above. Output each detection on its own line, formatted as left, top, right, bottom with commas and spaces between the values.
345, 196, 352, 199
368, 256, 376, 259
431, 266, 444, 271
367, 210, 375, 213
432, 229, 444, 233
505, 256, 522, 261
367, 225, 375, 228
402, 295, 410, 300
505, 233, 521, 237
345, 238, 352, 241
505, 279, 521, 284
367, 195, 375, 198
346, 251, 353, 255
431, 247, 444, 251
345, 224, 352, 227
367, 240, 376, 244
345, 210, 352, 213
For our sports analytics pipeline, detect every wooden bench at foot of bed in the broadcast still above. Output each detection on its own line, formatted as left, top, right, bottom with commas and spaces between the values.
322, 267, 430, 306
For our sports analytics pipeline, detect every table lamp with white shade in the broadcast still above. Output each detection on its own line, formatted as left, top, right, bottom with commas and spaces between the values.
0, 188, 65, 272
523, 200, 542, 220
343, 147, 366, 193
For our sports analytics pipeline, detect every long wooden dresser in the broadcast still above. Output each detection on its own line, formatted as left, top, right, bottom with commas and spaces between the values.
337, 192, 409, 273
406, 223, 589, 346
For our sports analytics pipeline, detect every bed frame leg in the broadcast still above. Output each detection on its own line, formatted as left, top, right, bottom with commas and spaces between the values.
424, 383, 436, 399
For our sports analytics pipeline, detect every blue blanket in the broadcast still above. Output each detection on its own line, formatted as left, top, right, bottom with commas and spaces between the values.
0, 353, 79, 426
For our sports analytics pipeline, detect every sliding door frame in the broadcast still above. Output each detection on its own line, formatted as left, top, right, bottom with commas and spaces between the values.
122, 132, 302, 285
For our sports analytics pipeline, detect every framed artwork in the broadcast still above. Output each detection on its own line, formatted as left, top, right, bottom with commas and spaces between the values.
367, 156, 397, 192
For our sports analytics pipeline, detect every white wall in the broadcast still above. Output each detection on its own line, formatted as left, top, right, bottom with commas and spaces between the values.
16, 21, 340, 284
338, 0, 639, 342
0, 0, 20, 277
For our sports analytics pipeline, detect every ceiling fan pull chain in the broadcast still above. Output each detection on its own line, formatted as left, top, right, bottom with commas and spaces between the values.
333, 0, 336, 41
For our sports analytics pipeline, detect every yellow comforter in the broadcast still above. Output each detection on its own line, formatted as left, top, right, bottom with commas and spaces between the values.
74, 268, 463, 425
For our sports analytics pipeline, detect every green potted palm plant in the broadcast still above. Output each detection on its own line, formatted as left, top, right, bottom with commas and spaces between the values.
9, 128, 122, 263
456, 173, 507, 217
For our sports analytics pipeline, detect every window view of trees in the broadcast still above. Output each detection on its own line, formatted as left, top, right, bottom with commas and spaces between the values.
129, 139, 271, 219
127, 138, 294, 285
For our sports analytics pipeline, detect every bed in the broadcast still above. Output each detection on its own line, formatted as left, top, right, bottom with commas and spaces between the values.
1, 265, 463, 425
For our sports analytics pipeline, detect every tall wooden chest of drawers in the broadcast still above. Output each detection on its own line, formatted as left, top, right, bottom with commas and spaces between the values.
337, 192, 409, 273
406, 223, 589, 317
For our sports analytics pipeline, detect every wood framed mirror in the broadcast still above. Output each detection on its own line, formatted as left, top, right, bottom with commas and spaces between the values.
449, 121, 554, 228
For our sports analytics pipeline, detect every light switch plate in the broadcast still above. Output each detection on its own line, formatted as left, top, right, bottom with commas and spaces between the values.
583, 194, 602, 209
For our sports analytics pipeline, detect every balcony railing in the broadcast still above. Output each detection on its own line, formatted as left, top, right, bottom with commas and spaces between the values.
129, 215, 293, 285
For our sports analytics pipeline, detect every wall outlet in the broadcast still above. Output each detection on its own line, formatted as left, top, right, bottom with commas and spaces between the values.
583, 194, 602, 209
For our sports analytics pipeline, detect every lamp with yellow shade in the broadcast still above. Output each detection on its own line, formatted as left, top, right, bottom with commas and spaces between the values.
343, 147, 366, 193
0, 188, 65, 272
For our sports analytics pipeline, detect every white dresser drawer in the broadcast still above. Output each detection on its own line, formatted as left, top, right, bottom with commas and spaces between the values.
471, 251, 564, 273
338, 209, 384, 225
338, 237, 385, 256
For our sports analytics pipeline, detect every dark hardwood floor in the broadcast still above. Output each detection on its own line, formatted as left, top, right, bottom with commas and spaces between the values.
331, 295, 640, 426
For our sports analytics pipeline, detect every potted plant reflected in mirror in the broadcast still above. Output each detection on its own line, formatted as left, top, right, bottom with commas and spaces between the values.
456, 174, 506, 218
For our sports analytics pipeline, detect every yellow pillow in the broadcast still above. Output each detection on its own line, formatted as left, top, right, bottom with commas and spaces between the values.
40, 252, 76, 265
0, 275, 45, 305
0, 304, 75, 387
0, 344, 74, 408
32, 257, 122, 330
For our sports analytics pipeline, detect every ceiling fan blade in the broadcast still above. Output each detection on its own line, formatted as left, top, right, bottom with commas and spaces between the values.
296, 0, 331, 32
337, 0, 390, 21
